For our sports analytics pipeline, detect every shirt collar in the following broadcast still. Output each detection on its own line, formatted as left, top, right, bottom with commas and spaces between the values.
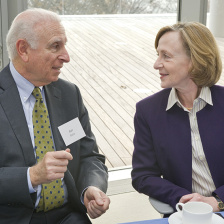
166, 86, 213, 111
10, 62, 43, 102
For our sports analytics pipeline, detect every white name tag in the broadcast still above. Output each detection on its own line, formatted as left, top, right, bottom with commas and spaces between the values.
58, 118, 86, 146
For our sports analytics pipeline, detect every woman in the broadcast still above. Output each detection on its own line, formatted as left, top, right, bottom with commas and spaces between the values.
131, 22, 224, 213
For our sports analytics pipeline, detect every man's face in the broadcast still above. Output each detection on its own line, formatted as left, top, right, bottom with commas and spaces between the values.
25, 21, 70, 86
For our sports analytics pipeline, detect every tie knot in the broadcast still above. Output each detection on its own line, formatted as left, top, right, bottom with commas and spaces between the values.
32, 87, 42, 99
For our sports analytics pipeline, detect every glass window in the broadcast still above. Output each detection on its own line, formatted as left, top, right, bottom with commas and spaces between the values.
27, 0, 177, 15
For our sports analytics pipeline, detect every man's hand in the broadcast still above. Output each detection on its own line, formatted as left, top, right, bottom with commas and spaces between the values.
179, 193, 219, 212
30, 148, 73, 187
84, 186, 110, 219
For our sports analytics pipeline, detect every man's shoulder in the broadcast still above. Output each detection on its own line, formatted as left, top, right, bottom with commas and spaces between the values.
53, 78, 76, 88
0, 64, 15, 90
50, 78, 80, 94
45, 78, 82, 102
0, 64, 10, 75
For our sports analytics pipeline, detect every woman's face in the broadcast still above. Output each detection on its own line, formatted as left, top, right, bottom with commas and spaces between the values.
154, 31, 193, 90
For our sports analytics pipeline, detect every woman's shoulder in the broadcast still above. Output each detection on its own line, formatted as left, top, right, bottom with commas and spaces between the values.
137, 88, 171, 106
211, 85, 224, 91
136, 88, 172, 114
210, 85, 224, 96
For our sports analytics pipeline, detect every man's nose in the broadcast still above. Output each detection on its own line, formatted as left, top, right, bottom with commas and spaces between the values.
59, 47, 70, 63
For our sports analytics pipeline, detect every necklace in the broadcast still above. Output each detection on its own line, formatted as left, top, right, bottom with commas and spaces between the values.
186, 107, 192, 110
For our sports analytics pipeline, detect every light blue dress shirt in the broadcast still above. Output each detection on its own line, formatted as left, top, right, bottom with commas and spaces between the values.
10, 62, 68, 207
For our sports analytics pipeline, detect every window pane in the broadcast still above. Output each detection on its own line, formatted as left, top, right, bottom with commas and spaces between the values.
27, 0, 177, 15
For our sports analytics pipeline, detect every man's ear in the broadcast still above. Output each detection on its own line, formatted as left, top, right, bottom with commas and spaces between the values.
16, 39, 30, 62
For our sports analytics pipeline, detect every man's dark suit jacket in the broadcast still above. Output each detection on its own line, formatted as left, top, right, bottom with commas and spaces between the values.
132, 86, 224, 210
0, 65, 108, 223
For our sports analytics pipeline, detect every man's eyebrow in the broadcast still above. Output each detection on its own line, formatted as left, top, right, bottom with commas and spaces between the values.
48, 38, 67, 46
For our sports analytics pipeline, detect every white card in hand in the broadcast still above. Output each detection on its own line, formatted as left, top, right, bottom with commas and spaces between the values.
58, 118, 86, 146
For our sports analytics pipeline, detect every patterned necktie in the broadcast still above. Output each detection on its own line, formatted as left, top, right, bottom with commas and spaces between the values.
32, 87, 64, 212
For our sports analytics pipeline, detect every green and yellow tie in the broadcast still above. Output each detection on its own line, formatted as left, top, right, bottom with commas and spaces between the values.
32, 87, 64, 212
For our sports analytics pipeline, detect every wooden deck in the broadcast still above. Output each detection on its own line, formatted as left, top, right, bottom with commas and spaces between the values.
60, 15, 224, 169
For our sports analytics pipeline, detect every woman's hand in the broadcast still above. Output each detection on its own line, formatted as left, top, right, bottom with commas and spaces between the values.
179, 193, 219, 212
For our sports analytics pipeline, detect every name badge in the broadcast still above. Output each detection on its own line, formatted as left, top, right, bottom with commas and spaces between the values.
58, 118, 86, 146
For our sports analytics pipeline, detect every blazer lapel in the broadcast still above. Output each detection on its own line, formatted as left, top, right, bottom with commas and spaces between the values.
0, 67, 35, 166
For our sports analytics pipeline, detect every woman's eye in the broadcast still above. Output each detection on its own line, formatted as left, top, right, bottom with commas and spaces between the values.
164, 54, 170, 58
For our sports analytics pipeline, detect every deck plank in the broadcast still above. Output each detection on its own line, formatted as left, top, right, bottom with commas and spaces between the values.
60, 15, 224, 169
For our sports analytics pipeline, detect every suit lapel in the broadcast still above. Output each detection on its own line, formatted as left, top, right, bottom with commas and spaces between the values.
44, 83, 79, 204
0, 66, 35, 166
44, 83, 66, 152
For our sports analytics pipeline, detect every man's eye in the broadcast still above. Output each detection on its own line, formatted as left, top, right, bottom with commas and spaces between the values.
52, 44, 59, 49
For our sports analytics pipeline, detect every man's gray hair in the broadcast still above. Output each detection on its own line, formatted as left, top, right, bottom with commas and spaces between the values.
6, 8, 61, 60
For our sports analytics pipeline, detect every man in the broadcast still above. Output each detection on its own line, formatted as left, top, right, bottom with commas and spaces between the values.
0, 8, 110, 223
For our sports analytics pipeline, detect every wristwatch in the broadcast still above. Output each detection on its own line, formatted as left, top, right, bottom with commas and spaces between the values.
214, 195, 224, 211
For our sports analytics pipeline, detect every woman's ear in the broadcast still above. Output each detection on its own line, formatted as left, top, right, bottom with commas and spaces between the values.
16, 39, 29, 62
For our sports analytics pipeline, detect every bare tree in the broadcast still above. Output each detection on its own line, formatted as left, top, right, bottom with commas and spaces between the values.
28, 0, 177, 15
122, 0, 177, 14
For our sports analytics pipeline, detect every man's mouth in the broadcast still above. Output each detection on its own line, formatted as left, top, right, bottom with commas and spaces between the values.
53, 67, 62, 71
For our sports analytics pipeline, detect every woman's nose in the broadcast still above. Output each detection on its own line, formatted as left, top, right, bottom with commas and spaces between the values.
154, 57, 163, 70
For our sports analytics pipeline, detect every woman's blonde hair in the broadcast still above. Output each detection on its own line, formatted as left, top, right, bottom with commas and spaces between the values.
155, 22, 222, 87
